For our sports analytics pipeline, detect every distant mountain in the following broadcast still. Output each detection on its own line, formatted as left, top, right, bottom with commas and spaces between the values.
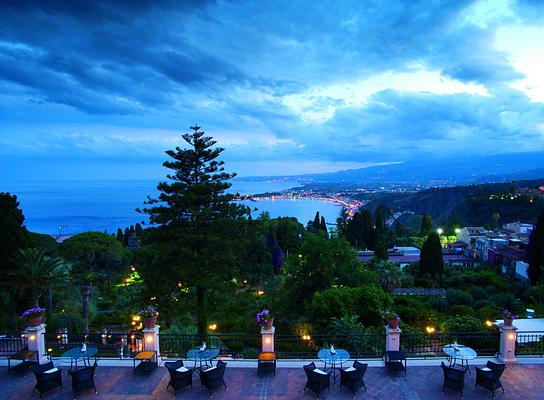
241, 152, 544, 187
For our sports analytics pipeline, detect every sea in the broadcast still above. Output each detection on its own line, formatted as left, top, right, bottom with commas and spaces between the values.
0, 180, 342, 235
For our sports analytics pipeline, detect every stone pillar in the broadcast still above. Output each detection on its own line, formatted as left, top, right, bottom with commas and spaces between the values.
385, 326, 401, 352
261, 327, 275, 353
498, 322, 517, 363
26, 324, 48, 364
143, 325, 161, 362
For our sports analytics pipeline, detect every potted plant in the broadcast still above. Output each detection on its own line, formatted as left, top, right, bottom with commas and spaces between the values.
502, 309, 517, 327
137, 306, 158, 329
256, 309, 274, 330
21, 307, 46, 327
382, 309, 401, 329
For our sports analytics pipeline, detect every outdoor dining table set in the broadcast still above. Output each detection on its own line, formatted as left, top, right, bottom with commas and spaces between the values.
443, 343, 478, 373
317, 347, 351, 383
186, 345, 220, 372
60, 346, 98, 371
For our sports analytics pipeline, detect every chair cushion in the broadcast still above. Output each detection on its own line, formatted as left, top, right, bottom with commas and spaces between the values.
344, 367, 356, 372
176, 366, 189, 372
314, 368, 327, 375
204, 366, 217, 372
44, 367, 59, 374
481, 367, 491, 371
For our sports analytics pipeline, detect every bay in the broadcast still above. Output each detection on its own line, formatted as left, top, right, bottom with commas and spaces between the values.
0, 180, 339, 235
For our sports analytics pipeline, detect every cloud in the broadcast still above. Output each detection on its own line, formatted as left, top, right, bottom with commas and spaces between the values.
0, 0, 544, 179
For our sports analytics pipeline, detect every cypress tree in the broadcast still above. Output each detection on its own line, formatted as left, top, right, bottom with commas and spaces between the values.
320, 216, 329, 238
395, 222, 406, 237
116, 228, 124, 242
421, 214, 433, 236
374, 239, 389, 261
135, 223, 143, 236
528, 208, 544, 285
419, 232, 444, 279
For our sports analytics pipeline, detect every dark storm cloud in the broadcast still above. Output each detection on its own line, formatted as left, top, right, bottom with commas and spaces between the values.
0, 0, 543, 178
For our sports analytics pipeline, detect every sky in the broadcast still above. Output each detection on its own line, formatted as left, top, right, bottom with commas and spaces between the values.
1, 0, 544, 180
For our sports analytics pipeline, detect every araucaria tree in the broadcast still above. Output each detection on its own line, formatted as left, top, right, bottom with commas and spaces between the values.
528, 208, 544, 285
139, 126, 249, 334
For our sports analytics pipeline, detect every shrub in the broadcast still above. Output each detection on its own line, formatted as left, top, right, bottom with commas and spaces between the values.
468, 287, 487, 301
307, 285, 392, 330
48, 312, 85, 332
489, 293, 516, 310
446, 289, 473, 307
393, 297, 437, 330
473, 300, 494, 310
449, 305, 474, 317
443, 316, 484, 332
475, 305, 502, 321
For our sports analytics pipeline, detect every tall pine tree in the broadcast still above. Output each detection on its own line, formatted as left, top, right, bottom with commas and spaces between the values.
528, 208, 544, 285
139, 126, 249, 334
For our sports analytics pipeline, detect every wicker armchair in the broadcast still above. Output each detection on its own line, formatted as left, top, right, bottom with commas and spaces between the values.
200, 360, 227, 398
475, 361, 506, 398
30, 362, 63, 399
69, 362, 98, 400
303, 362, 331, 399
165, 360, 193, 396
440, 361, 465, 398
340, 361, 368, 399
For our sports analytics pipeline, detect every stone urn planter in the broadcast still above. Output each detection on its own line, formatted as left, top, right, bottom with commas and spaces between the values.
21, 307, 46, 327
28, 315, 44, 327
263, 317, 275, 330
388, 319, 399, 329
143, 315, 157, 329
503, 317, 513, 327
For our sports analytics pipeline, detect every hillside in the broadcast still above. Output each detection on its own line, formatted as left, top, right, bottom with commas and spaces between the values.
360, 179, 544, 227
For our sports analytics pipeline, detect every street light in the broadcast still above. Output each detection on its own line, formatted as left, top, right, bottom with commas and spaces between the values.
455, 228, 461, 234
437, 228, 443, 235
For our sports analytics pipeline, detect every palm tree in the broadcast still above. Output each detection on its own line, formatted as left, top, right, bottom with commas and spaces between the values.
376, 260, 403, 293
10, 248, 70, 309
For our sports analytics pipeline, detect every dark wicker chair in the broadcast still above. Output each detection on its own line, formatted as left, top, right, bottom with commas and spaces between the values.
165, 360, 193, 396
303, 362, 331, 399
441, 361, 465, 398
475, 361, 506, 398
340, 361, 368, 399
69, 362, 98, 400
384, 351, 406, 376
30, 362, 63, 399
200, 360, 227, 398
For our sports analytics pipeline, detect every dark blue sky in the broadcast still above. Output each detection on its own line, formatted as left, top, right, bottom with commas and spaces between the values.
1, 0, 543, 180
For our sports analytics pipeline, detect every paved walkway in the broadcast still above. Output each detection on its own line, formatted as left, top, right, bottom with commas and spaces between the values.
1, 363, 544, 399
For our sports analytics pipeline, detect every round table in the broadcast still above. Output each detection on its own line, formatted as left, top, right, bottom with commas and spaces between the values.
443, 344, 477, 373
187, 346, 220, 370
61, 347, 98, 371
317, 348, 350, 383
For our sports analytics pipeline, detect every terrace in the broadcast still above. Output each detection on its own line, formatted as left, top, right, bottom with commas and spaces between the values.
2, 359, 544, 399
2, 325, 544, 399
